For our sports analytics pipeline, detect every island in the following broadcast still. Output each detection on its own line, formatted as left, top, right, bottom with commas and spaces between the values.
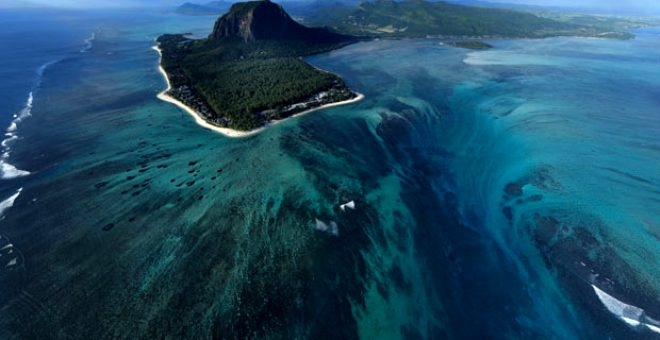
175, 1, 232, 16
157, 0, 362, 136
159, 0, 641, 136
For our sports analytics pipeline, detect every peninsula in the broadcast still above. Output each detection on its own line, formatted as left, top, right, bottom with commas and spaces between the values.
157, 0, 361, 136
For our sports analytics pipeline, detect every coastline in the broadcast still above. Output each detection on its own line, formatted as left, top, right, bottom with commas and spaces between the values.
152, 45, 364, 138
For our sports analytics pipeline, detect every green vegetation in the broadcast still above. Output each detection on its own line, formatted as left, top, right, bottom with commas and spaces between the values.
159, 0, 360, 132
305, 0, 635, 39
161, 0, 641, 132
158, 34, 355, 132
446, 41, 493, 50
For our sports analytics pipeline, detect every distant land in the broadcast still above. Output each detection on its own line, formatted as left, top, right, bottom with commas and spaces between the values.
302, 0, 636, 39
159, 0, 359, 134
177, 0, 641, 39
175, 1, 232, 15
174, 0, 362, 17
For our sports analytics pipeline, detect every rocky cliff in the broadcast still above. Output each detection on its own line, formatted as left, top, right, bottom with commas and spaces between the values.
209, 0, 349, 42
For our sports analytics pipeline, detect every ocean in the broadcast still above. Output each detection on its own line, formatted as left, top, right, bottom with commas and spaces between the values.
0, 7, 659, 339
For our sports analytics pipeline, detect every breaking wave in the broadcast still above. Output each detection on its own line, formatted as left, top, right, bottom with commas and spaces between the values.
0, 188, 22, 218
80, 31, 96, 53
592, 285, 660, 334
1, 58, 60, 180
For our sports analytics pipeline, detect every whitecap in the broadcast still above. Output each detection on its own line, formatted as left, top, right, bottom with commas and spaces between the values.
0, 188, 22, 217
9, 92, 34, 124
80, 31, 96, 53
5, 257, 18, 267
1, 135, 18, 148
340, 200, 356, 211
37, 60, 58, 78
592, 284, 660, 334
0, 162, 30, 179
0, 72, 50, 180
314, 218, 339, 236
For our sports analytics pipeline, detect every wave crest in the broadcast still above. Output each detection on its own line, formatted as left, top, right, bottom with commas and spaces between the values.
592, 285, 660, 334
80, 31, 96, 53
0, 188, 22, 217
1, 57, 61, 180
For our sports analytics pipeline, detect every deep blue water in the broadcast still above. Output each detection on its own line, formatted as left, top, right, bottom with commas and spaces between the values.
1, 8, 659, 339
0, 9, 92, 126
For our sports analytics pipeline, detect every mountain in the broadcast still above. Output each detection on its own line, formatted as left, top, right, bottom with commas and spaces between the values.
209, 0, 350, 43
175, 1, 232, 15
157, 0, 358, 131
305, 0, 632, 39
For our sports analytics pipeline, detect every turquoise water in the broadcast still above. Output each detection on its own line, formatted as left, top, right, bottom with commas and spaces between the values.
1, 9, 660, 339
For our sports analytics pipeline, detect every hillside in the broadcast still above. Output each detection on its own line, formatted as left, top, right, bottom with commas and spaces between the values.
305, 0, 634, 39
159, 0, 358, 132
209, 0, 350, 43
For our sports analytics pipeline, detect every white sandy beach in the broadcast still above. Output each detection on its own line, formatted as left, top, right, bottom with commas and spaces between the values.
152, 45, 364, 138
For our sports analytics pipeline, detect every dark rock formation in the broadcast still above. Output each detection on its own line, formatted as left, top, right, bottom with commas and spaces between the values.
209, 0, 348, 43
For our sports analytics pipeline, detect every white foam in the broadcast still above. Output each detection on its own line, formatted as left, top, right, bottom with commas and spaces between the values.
315, 218, 339, 237
1, 91, 36, 179
0, 188, 22, 217
37, 60, 58, 78
0, 160, 30, 180
0, 60, 59, 180
593, 285, 643, 319
592, 284, 660, 334
1, 135, 17, 148
0, 243, 12, 251
24, 92, 33, 113
80, 31, 96, 53
340, 200, 356, 211
622, 317, 642, 327
5, 257, 17, 267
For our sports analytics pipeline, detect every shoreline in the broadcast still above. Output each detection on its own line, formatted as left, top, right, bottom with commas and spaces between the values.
152, 45, 364, 138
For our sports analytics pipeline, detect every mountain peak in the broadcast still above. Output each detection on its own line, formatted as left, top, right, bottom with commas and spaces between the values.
209, 0, 347, 42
